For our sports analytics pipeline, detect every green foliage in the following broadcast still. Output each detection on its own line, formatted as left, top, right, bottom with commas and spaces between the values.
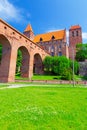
16, 50, 22, 74
75, 43, 87, 61
75, 50, 86, 61
43, 56, 53, 74
43, 56, 78, 80
61, 68, 73, 80
52, 56, 70, 77
69, 60, 79, 75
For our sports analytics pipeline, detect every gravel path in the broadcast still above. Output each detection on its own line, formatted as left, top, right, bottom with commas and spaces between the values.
0, 84, 57, 90
0, 83, 87, 90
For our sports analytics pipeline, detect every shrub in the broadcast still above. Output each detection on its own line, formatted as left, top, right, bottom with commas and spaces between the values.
61, 68, 72, 80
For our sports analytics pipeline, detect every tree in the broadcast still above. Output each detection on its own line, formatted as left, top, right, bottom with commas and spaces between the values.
69, 60, 79, 75
75, 43, 87, 61
43, 56, 53, 74
52, 56, 69, 75
43, 56, 74, 80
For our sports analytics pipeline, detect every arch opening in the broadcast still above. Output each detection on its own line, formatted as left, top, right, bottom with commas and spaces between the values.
0, 34, 11, 82
0, 44, 2, 64
33, 53, 43, 75
16, 46, 30, 78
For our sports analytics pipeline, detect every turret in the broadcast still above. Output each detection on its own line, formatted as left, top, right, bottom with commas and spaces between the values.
23, 24, 34, 40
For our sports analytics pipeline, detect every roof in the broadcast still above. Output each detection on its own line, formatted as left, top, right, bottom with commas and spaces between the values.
24, 24, 33, 32
70, 25, 81, 30
33, 29, 66, 43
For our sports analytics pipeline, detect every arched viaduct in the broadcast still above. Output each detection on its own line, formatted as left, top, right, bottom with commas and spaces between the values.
0, 19, 49, 82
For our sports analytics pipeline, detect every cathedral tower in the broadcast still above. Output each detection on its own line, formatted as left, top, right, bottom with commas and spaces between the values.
69, 25, 82, 59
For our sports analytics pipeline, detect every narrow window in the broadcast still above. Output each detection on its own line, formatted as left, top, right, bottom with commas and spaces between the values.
51, 52, 54, 56
51, 46, 55, 56
76, 31, 78, 36
59, 45, 61, 48
72, 31, 74, 37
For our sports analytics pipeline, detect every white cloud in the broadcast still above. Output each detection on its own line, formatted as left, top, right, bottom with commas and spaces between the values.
82, 32, 87, 42
66, 30, 69, 44
0, 0, 28, 22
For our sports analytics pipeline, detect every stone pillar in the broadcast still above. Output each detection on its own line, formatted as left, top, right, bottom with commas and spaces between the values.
20, 47, 30, 78
21, 54, 30, 78
8, 45, 17, 82
28, 54, 33, 80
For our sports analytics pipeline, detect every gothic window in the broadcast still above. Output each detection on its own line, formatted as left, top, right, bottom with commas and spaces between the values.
51, 52, 54, 56
51, 45, 55, 56
51, 45, 54, 52
59, 45, 61, 48
49, 46, 51, 52
58, 52, 62, 56
76, 31, 78, 36
72, 31, 74, 37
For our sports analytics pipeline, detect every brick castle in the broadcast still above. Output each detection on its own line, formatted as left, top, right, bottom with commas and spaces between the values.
0, 19, 83, 82
23, 24, 82, 59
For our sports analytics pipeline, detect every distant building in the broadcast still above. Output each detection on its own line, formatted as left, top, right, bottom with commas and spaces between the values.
23, 24, 82, 59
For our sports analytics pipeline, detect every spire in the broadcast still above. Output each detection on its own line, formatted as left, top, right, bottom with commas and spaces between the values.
23, 24, 34, 40
24, 24, 33, 32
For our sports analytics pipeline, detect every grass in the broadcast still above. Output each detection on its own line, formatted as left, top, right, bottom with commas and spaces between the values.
16, 74, 87, 81
32, 75, 61, 80
74, 75, 87, 81
16, 75, 61, 80
0, 83, 9, 88
0, 84, 87, 130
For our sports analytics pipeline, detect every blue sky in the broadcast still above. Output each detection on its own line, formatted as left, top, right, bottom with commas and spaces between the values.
0, 0, 87, 43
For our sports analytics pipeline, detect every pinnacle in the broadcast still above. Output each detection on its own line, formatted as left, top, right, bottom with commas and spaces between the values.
24, 24, 33, 32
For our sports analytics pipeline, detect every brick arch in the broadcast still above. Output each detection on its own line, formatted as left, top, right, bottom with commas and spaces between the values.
0, 19, 49, 82
16, 46, 30, 78
0, 34, 12, 82
33, 53, 43, 74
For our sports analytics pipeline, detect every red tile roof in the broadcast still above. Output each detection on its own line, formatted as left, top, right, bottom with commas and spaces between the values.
70, 25, 81, 30
24, 24, 33, 32
33, 29, 66, 43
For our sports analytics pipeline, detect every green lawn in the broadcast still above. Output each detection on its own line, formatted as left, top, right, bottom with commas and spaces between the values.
16, 74, 87, 81
16, 75, 61, 80
0, 84, 87, 130
32, 75, 61, 80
